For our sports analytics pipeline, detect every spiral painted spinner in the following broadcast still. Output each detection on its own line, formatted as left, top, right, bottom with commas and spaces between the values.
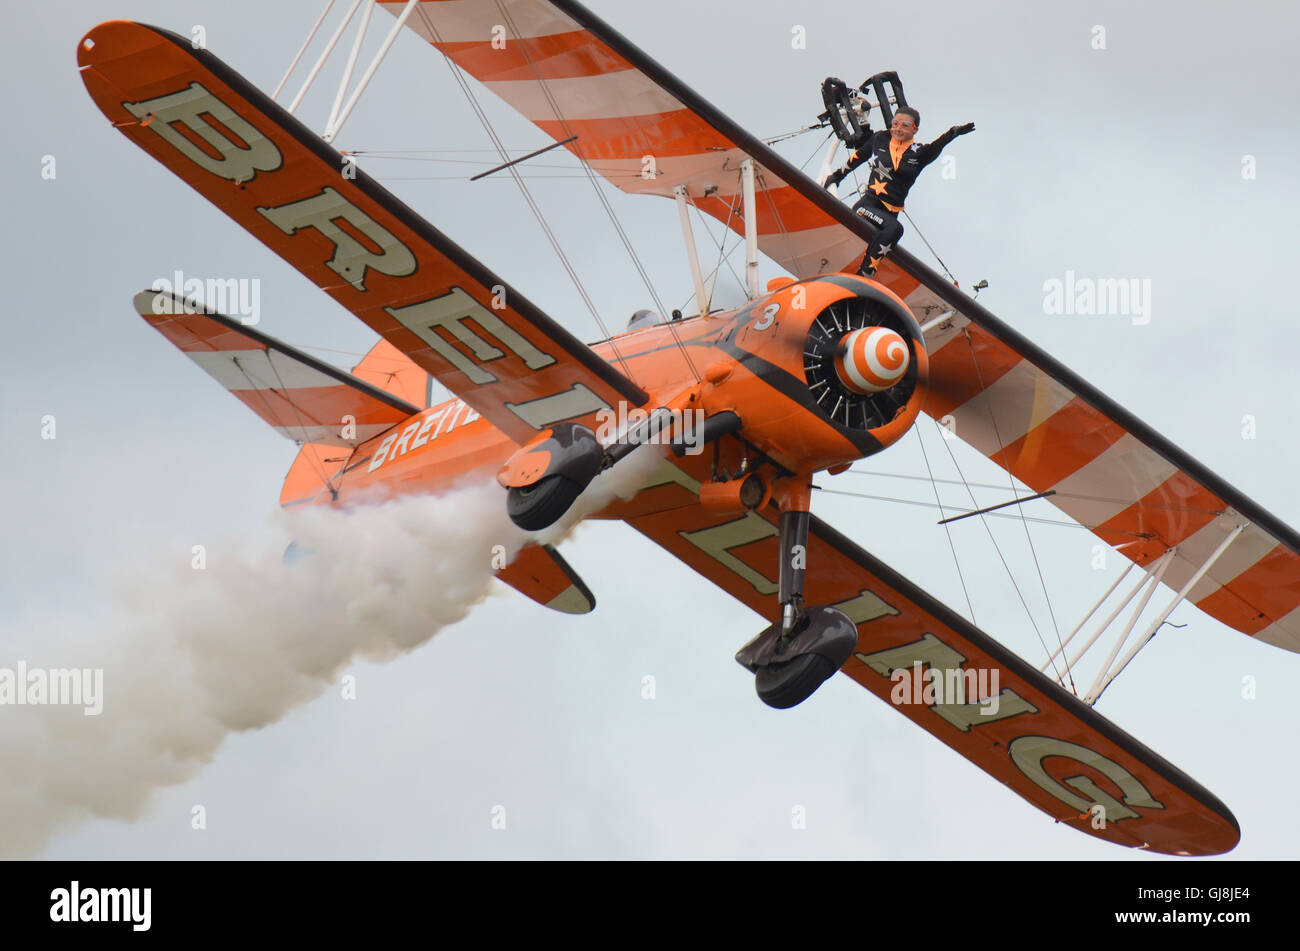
833, 327, 910, 394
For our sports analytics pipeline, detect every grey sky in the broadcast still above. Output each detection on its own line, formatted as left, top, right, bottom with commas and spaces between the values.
4, 0, 1299, 858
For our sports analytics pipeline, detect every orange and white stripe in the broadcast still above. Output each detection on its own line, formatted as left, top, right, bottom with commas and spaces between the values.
917, 316, 1300, 652
382, 0, 864, 278
135, 290, 417, 448
857, 265, 1300, 652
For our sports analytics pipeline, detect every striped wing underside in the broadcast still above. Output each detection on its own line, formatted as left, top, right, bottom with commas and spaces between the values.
135, 289, 418, 447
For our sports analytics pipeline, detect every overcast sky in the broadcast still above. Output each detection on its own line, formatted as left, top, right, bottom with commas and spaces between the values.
4, 0, 1300, 859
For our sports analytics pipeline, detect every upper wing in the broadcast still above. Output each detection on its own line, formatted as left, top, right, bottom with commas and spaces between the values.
80, 20, 646, 447
382, 0, 863, 279
912, 303, 1300, 653
387, 1, 1300, 650
620, 460, 1239, 856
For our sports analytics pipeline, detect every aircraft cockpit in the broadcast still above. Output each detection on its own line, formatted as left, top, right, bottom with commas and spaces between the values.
627, 308, 668, 330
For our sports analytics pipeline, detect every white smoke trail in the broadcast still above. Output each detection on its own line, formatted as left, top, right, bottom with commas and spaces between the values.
0, 447, 663, 857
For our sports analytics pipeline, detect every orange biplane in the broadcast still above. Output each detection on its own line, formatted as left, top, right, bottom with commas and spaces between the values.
77, 1, 1300, 857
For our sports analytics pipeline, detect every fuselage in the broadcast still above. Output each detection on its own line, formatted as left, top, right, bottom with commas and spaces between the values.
302, 273, 927, 515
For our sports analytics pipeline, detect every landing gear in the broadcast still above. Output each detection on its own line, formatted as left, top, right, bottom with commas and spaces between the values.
506, 474, 585, 531
756, 654, 836, 710
499, 422, 605, 531
740, 604, 858, 709
500, 410, 744, 532
735, 481, 858, 709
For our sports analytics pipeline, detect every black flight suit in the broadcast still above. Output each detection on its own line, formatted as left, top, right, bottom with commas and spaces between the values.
826, 123, 970, 275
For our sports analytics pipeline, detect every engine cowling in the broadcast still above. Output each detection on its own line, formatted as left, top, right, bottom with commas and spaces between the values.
707, 275, 928, 474
799, 280, 927, 439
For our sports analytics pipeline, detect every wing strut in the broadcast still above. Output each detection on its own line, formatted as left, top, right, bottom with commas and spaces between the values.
740, 158, 760, 299
274, 0, 418, 141
674, 185, 711, 316
1084, 525, 1246, 704
284, 0, 360, 113
324, 0, 418, 142
1043, 526, 1247, 704
272, 0, 337, 101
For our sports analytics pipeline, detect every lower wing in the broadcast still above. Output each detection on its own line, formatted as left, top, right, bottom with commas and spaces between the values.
621, 458, 1239, 856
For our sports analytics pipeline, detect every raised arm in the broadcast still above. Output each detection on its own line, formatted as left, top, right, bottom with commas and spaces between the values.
917, 122, 975, 166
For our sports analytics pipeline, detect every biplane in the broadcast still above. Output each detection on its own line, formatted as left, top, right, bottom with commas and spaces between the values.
76, 0, 1300, 857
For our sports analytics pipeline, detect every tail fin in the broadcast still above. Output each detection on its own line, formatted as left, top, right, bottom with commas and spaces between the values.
135, 289, 420, 448
351, 339, 430, 411
280, 443, 347, 508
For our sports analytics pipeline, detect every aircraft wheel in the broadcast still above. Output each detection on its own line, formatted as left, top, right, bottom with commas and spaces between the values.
755, 653, 837, 709
507, 475, 583, 531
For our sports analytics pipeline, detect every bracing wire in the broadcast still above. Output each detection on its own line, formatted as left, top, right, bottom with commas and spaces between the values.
678, 191, 748, 314
844, 468, 1212, 518
956, 328, 1072, 689
413, 4, 639, 383
235, 355, 338, 496
931, 414, 1071, 687
900, 209, 959, 286
491, 0, 702, 383
762, 123, 825, 145
912, 424, 978, 623
817, 487, 1146, 534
